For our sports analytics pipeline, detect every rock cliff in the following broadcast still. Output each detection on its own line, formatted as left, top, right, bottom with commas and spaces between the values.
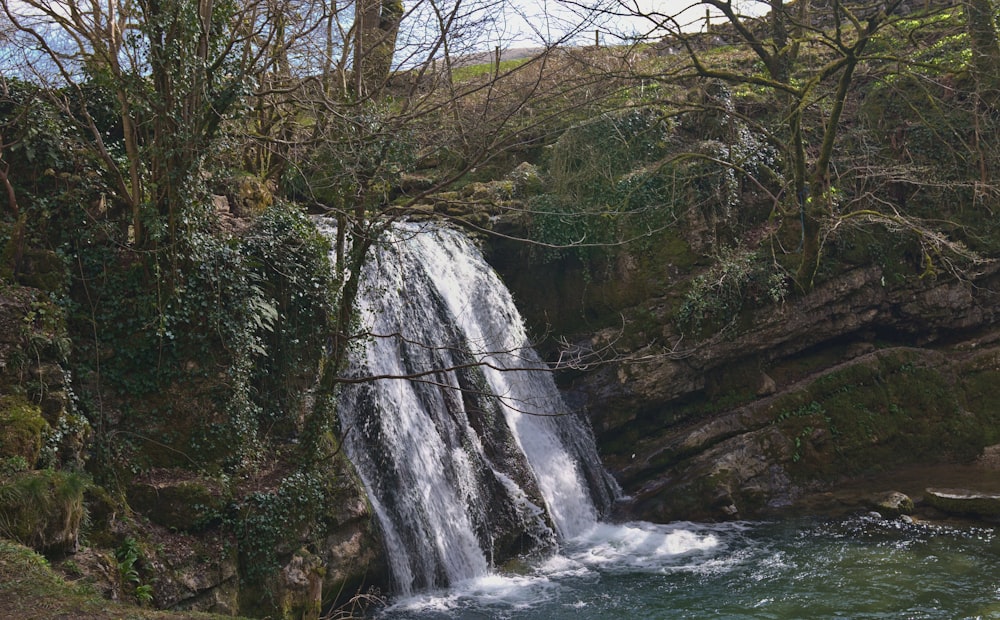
494, 243, 1000, 521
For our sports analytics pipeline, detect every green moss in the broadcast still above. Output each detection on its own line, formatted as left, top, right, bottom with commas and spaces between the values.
958, 367, 1000, 447
777, 351, 991, 482
0, 469, 86, 553
0, 396, 49, 466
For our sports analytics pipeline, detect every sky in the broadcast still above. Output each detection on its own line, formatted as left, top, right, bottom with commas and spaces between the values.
490, 0, 765, 50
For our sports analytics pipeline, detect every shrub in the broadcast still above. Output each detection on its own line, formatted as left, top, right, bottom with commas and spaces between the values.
677, 246, 788, 335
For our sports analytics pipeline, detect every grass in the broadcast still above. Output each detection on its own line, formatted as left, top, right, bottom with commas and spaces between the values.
451, 57, 531, 82
0, 539, 238, 620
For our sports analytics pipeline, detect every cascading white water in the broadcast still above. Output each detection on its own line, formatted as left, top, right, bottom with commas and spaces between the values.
405, 227, 618, 538
333, 220, 618, 595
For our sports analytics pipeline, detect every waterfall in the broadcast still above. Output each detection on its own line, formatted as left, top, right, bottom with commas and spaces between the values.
332, 221, 618, 595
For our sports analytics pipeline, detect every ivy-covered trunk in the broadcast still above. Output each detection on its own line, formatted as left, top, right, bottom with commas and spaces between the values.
138, 0, 250, 262
353, 0, 403, 98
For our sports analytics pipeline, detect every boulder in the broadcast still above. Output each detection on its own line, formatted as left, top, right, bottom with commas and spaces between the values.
871, 491, 914, 517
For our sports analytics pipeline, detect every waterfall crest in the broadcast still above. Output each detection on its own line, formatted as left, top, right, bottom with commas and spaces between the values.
332, 221, 618, 595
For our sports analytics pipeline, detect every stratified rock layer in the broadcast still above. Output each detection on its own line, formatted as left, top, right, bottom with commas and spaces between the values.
494, 238, 1000, 521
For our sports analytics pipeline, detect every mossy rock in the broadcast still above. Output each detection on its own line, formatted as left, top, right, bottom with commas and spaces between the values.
871, 491, 914, 517
224, 174, 273, 218
13, 248, 69, 294
507, 162, 544, 197
126, 469, 226, 532
0, 395, 48, 467
459, 181, 493, 201
0, 469, 87, 553
778, 350, 988, 481
924, 488, 1000, 518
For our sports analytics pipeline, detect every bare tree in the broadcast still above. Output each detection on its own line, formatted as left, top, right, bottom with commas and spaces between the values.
0, 0, 287, 262
609, 0, 909, 290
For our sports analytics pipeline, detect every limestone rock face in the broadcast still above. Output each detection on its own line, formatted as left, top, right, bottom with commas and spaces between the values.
143, 529, 239, 614
512, 255, 1000, 521
320, 503, 386, 601
277, 548, 325, 620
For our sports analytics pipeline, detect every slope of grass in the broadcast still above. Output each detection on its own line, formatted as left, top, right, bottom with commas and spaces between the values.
0, 539, 236, 620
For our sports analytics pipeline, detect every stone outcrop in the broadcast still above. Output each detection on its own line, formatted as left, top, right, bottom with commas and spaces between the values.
924, 488, 1000, 518
495, 235, 1000, 521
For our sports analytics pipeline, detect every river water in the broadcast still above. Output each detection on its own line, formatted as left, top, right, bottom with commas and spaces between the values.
379, 514, 1000, 619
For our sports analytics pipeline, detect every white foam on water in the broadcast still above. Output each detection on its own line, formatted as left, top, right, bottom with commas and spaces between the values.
380, 521, 741, 617
562, 521, 722, 572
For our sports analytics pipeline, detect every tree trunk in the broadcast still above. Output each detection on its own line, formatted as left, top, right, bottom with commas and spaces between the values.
353, 0, 403, 98
795, 181, 823, 291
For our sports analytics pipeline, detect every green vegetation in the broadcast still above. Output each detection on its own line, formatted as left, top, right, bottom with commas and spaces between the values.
0, 396, 47, 466
767, 350, 998, 480
0, 469, 86, 553
116, 537, 154, 606
528, 108, 675, 262
451, 57, 532, 82
677, 246, 788, 336
0, 539, 232, 619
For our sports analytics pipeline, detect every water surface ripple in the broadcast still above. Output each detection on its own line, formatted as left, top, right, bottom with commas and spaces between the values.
379, 515, 1000, 619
